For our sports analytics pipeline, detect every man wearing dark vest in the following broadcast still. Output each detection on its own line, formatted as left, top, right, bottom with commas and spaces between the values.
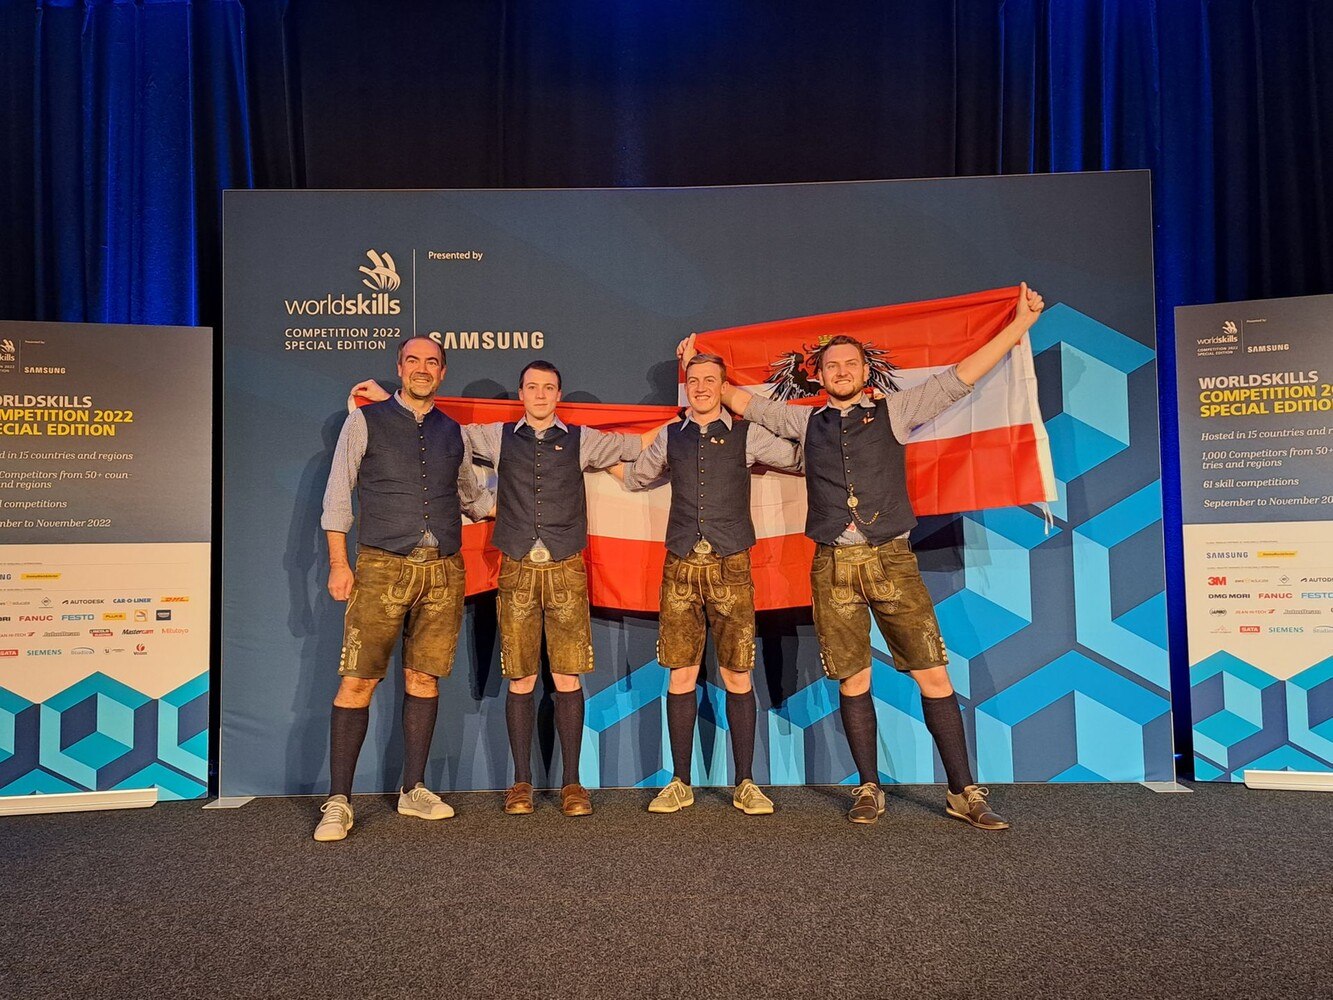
314, 336, 495, 842
621, 352, 802, 816
696, 282, 1045, 828
463, 361, 646, 817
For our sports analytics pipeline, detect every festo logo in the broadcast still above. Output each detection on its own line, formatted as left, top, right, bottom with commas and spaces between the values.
61, 613, 93, 621
1301, 592, 1333, 600
284, 250, 402, 317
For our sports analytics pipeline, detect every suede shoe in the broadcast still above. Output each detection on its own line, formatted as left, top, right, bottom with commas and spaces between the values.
732, 779, 775, 816
647, 777, 694, 813
560, 783, 593, 817
397, 783, 454, 820
945, 784, 1009, 830
847, 782, 885, 825
503, 781, 535, 815
313, 795, 354, 842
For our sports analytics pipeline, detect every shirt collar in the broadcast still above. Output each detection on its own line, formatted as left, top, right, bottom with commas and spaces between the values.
393, 390, 434, 421
516, 414, 568, 435
682, 409, 733, 431
812, 394, 876, 416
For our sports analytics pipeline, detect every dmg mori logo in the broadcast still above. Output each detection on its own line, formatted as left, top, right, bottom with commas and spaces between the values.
283, 249, 402, 316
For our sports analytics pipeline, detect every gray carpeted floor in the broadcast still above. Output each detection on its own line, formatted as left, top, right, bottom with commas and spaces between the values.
2, 783, 1330, 999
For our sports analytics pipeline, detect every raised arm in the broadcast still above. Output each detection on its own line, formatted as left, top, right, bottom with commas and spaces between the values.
675, 333, 809, 443
954, 282, 1045, 386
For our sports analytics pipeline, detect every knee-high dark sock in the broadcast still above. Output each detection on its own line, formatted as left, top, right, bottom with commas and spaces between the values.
506, 690, 536, 784
839, 691, 879, 786
553, 689, 585, 786
666, 691, 697, 784
921, 692, 976, 794
725, 689, 757, 782
400, 693, 439, 791
329, 705, 370, 799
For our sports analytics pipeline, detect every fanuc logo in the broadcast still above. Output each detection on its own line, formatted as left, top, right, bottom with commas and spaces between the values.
284, 250, 402, 317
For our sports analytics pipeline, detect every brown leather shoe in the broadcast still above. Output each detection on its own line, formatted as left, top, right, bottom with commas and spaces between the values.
945, 784, 1010, 830
560, 782, 592, 817
503, 781, 534, 815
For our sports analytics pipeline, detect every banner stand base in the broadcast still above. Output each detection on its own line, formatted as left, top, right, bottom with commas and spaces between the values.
203, 796, 255, 809
1243, 770, 1333, 793
0, 788, 158, 817
1140, 781, 1193, 793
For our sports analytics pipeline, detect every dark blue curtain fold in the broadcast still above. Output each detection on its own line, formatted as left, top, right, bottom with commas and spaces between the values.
5, 0, 1333, 776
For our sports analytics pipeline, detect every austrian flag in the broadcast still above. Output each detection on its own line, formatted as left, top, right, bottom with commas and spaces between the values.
410, 286, 1055, 612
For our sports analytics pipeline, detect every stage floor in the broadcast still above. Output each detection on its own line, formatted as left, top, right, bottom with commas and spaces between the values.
2, 783, 1328, 999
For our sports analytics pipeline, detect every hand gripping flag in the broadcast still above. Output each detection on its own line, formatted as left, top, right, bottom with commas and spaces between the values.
361, 286, 1056, 611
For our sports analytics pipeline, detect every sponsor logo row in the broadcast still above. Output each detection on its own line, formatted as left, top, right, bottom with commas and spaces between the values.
1209, 624, 1333, 635
0, 609, 177, 623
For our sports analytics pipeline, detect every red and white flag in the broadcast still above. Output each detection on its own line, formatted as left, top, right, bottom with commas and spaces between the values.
369, 286, 1055, 611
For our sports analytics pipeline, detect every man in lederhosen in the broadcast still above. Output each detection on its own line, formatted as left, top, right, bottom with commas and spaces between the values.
621, 352, 802, 816
464, 361, 646, 817
315, 336, 495, 842
694, 282, 1045, 827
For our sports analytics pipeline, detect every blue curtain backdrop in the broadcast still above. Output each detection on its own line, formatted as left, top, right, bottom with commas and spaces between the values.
4, 0, 1333, 775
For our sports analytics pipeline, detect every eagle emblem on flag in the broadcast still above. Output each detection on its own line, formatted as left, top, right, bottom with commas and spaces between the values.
764, 337, 900, 401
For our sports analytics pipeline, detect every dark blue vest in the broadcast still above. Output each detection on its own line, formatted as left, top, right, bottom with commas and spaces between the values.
664, 417, 754, 558
491, 423, 587, 561
357, 400, 465, 555
803, 398, 915, 545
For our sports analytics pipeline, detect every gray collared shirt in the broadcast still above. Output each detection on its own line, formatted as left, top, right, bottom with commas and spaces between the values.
622, 408, 803, 490
743, 367, 972, 543
321, 392, 495, 544
464, 415, 642, 472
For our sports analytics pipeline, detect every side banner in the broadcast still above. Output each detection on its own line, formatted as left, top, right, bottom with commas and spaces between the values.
1175, 295, 1333, 780
0, 322, 211, 800
224, 174, 1170, 795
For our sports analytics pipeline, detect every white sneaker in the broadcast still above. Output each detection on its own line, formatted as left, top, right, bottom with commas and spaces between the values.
313, 795, 354, 842
647, 777, 695, 814
397, 783, 455, 820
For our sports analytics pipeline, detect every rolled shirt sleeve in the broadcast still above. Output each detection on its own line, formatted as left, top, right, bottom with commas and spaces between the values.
742, 394, 814, 445
622, 428, 669, 490
320, 408, 367, 533
744, 422, 802, 473
886, 367, 973, 443
580, 426, 642, 470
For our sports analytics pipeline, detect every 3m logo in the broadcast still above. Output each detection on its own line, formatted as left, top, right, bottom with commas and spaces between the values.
1207, 576, 1226, 587
359, 249, 401, 291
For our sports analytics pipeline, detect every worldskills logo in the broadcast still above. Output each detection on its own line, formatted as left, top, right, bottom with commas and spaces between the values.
765, 336, 900, 401
283, 249, 402, 317
0, 337, 15, 374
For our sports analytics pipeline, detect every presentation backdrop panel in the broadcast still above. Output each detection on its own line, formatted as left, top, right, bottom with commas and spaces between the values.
1176, 295, 1333, 781
0, 322, 211, 800
222, 174, 1169, 795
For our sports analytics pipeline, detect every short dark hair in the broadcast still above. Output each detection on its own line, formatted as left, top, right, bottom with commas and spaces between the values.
518, 359, 562, 390
685, 353, 726, 378
397, 335, 445, 366
813, 335, 866, 371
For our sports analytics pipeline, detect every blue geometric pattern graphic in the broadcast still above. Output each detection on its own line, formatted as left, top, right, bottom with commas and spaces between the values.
0, 672, 208, 801
558, 304, 1173, 789
1191, 653, 1333, 782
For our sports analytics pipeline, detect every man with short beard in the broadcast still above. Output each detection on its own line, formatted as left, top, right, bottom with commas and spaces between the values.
314, 336, 494, 842
691, 283, 1045, 827
621, 352, 802, 816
